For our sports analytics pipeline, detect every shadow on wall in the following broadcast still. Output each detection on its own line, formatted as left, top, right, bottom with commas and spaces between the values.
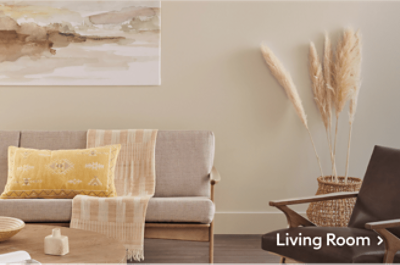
226, 47, 292, 131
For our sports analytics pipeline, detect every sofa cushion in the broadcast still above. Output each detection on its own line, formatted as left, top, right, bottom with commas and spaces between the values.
0, 197, 215, 224
146, 197, 215, 224
0, 199, 72, 222
155, 131, 215, 197
0, 131, 20, 193
20, 130, 87, 150
18, 130, 215, 197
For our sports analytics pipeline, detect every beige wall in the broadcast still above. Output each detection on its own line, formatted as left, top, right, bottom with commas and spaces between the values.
2, 1, 400, 233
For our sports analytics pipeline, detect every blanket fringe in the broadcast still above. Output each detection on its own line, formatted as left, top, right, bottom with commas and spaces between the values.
126, 248, 144, 262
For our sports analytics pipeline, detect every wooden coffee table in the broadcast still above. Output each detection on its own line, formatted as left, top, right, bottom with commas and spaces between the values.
0, 225, 126, 263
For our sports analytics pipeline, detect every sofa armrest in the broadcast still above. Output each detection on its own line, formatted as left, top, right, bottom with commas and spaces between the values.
210, 166, 221, 185
269, 191, 358, 206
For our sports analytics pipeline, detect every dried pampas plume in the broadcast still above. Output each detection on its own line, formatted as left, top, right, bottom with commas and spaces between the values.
309, 42, 328, 129
261, 43, 324, 177
309, 40, 338, 181
345, 31, 362, 181
348, 31, 362, 124
260, 44, 308, 127
334, 28, 357, 115
323, 33, 338, 181
332, 28, 359, 182
323, 33, 334, 129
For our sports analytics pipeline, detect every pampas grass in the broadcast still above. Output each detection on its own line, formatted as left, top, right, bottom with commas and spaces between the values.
260, 28, 362, 183
261, 43, 324, 177
323, 34, 334, 130
309, 40, 337, 181
323, 33, 338, 181
309, 42, 328, 129
332, 28, 358, 173
345, 31, 362, 182
333, 28, 357, 116
330, 28, 362, 183
260, 44, 308, 127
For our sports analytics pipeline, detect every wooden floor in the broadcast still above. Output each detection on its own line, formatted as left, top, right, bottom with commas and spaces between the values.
132, 235, 279, 263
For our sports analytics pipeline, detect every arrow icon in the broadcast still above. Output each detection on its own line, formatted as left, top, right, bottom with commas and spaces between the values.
378, 236, 383, 246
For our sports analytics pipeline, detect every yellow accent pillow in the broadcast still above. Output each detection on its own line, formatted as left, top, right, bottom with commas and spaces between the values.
1, 145, 121, 199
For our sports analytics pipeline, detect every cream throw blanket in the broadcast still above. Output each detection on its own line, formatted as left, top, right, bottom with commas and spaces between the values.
71, 129, 158, 261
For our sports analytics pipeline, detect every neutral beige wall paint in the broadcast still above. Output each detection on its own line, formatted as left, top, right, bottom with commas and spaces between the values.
1, 1, 400, 233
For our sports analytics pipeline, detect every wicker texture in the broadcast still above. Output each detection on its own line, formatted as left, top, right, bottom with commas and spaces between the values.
306, 176, 362, 227
0, 216, 25, 242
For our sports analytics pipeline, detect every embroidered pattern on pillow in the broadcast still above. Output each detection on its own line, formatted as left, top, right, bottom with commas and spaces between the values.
1, 144, 121, 199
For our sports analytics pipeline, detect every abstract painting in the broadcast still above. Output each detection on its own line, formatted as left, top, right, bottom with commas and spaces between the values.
0, 1, 160, 85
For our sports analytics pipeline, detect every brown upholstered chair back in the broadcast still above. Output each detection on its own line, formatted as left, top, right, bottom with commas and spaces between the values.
349, 145, 400, 237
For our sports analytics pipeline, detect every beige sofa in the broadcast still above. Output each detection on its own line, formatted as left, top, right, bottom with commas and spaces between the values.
0, 130, 220, 262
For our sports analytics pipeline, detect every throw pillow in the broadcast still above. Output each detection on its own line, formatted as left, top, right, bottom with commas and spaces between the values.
1, 144, 121, 199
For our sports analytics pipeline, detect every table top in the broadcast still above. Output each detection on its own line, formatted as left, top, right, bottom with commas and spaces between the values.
0, 224, 126, 263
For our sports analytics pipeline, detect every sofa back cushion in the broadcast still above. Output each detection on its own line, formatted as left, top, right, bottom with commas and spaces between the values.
20, 131, 87, 150
9, 130, 215, 197
0, 131, 20, 192
155, 131, 214, 197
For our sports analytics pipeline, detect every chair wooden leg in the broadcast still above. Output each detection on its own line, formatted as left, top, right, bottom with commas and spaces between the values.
209, 221, 214, 263
383, 250, 396, 264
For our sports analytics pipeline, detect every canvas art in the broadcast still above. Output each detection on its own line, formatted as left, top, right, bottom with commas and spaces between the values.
0, 1, 161, 85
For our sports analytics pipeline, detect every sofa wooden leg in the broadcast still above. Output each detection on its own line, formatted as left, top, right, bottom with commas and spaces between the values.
209, 221, 214, 263
280, 256, 286, 263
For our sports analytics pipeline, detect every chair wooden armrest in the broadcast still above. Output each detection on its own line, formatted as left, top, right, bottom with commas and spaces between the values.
365, 219, 400, 263
365, 219, 400, 230
269, 192, 358, 229
269, 191, 359, 206
210, 166, 221, 185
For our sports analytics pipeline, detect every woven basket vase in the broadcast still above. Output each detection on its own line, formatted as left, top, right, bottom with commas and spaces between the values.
306, 176, 362, 227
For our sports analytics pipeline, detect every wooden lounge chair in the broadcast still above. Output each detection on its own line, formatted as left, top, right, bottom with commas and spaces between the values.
262, 145, 400, 263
